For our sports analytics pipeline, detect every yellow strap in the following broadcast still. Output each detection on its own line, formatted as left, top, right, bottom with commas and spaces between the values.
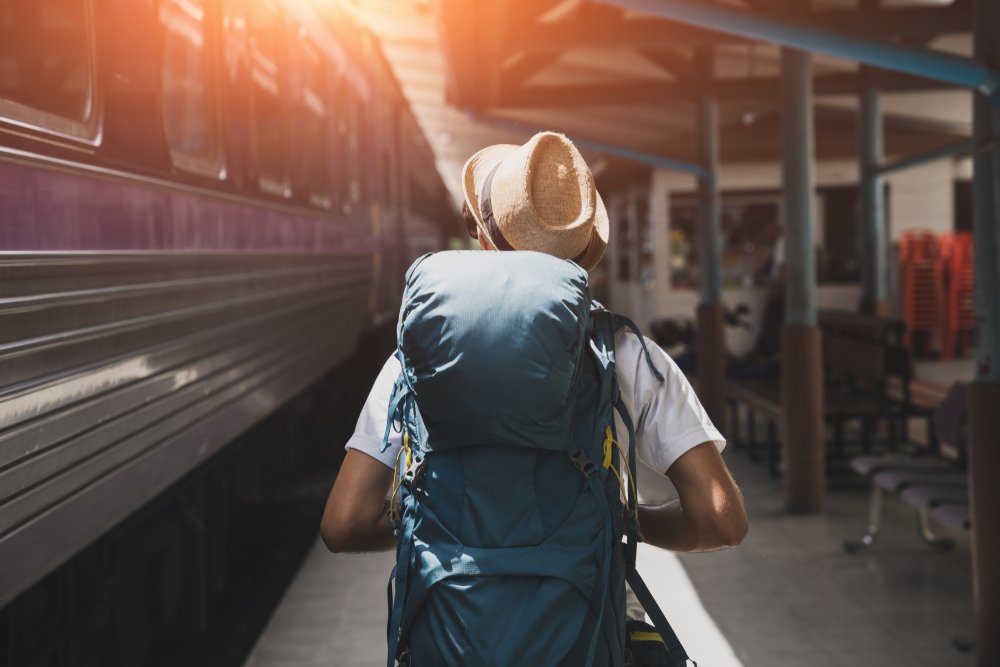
629, 631, 665, 644
602, 426, 614, 469
615, 437, 638, 504
403, 431, 412, 469
388, 444, 405, 520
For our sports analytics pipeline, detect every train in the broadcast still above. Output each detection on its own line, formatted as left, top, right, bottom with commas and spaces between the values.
0, 0, 455, 628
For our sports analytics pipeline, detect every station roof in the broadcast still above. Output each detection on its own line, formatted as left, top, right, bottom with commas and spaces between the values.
344, 0, 974, 204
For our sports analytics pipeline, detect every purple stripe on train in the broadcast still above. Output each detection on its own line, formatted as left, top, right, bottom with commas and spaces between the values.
0, 160, 378, 253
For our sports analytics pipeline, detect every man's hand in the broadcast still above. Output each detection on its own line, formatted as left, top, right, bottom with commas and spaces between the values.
637, 442, 748, 552
321, 449, 397, 553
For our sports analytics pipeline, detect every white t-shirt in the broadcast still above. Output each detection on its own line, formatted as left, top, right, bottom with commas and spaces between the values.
345, 331, 725, 503
345, 330, 726, 502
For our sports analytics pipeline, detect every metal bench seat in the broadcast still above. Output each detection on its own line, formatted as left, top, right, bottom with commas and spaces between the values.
900, 484, 969, 509
931, 503, 972, 531
849, 454, 951, 477
873, 470, 967, 493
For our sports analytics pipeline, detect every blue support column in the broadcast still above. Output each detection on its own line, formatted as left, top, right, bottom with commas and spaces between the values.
697, 97, 722, 306
782, 50, 817, 327
859, 85, 887, 315
696, 95, 727, 430
969, 4, 1000, 664
780, 48, 825, 513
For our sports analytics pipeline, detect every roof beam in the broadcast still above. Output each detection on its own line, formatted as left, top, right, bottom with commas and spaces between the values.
500, 52, 563, 89
507, 2, 970, 55
496, 71, 960, 108
599, 0, 997, 96
637, 48, 698, 81
509, 18, 745, 52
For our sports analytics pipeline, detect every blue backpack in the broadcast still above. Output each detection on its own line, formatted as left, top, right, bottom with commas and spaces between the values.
381, 251, 692, 667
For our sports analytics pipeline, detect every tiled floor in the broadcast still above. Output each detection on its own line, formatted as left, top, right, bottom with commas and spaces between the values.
677, 450, 975, 667
244, 449, 976, 667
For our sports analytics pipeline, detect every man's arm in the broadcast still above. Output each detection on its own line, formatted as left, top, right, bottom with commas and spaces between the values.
636, 442, 748, 552
320, 449, 396, 553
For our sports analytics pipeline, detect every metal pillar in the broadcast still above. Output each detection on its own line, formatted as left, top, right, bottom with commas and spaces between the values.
858, 85, 887, 315
969, 3, 1000, 664
696, 95, 727, 430
780, 48, 825, 513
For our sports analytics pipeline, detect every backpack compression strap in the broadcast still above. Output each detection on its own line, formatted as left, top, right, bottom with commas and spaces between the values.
612, 357, 694, 667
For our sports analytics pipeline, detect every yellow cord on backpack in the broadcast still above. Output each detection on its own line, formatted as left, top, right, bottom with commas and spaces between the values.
603, 426, 627, 503
389, 443, 405, 521
602, 424, 638, 504
389, 432, 415, 522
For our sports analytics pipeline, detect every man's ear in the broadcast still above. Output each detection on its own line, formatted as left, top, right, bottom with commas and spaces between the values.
477, 229, 495, 251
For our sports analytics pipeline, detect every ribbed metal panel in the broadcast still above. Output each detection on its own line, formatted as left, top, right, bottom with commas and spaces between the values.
0, 252, 372, 606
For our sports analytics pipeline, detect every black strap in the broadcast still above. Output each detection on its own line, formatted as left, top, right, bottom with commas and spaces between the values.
478, 164, 514, 251
612, 313, 665, 383
626, 569, 694, 667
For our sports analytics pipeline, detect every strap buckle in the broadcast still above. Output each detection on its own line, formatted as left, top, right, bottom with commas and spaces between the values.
568, 449, 598, 479
402, 456, 427, 486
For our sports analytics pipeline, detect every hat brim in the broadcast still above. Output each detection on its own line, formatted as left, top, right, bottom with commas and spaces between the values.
462, 143, 518, 248
461, 142, 610, 272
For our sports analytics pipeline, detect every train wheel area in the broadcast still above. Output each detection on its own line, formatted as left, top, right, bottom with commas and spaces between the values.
0, 330, 396, 667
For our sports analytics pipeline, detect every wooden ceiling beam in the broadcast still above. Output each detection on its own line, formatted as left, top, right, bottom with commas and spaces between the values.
494, 71, 961, 108
636, 48, 698, 82
507, 3, 969, 55
500, 52, 563, 89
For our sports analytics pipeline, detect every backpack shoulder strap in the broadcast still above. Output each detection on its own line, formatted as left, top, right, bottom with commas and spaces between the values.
601, 310, 693, 666
612, 312, 665, 383
626, 569, 694, 667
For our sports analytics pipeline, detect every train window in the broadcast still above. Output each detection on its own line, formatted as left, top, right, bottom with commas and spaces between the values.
347, 91, 362, 206
249, 1, 289, 196
0, 0, 98, 142
160, 0, 222, 176
332, 79, 350, 208
299, 36, 330, 208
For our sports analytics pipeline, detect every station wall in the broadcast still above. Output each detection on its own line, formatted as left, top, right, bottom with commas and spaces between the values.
605, 155, 966, 356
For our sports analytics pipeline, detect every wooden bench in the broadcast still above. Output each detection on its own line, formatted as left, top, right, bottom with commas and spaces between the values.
728, 309, 918, 474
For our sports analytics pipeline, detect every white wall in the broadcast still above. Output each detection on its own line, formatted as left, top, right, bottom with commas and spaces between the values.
605, 155, 959, 353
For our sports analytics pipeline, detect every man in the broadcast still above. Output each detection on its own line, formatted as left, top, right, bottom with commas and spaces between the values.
321, 133, 747, 664
323, 131, 746, 555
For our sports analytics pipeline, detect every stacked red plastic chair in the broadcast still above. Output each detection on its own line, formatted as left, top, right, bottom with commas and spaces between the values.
899, 231, 942, 357
939, 231, 974, 359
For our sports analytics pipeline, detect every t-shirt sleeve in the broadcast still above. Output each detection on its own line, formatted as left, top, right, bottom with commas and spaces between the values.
344, 353, 403, 469
615, 332, 725, 475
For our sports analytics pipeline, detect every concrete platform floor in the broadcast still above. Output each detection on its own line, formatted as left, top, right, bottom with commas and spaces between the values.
244, 449, 975, 667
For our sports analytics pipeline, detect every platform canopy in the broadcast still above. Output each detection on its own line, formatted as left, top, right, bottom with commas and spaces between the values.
342, 0, 974, 203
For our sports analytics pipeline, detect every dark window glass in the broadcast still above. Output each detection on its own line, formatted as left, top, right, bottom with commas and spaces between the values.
669, 190, 782, 289
299, 37, 330, 208
249, 1, 287, 195
160, 0, 220, 174
0, 0, 96, 139
346, 90, 362, 205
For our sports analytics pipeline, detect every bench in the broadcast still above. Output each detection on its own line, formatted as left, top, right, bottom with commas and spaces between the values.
728, 309, 916, 474
842, 383, 969, 553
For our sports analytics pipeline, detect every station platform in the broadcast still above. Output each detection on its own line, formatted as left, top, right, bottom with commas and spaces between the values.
244, 438, 975, 667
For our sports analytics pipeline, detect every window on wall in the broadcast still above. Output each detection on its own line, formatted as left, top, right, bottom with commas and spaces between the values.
249, 1, 288, 195
634, 194, 656, 286
669, 190, 782, 289
0, 0, 98, 141
299, 35, 330, 208
613, 198, 632, 282
160, 0, 222, 175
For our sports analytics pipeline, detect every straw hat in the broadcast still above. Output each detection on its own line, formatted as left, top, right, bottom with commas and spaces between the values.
462, 132, 609, 271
